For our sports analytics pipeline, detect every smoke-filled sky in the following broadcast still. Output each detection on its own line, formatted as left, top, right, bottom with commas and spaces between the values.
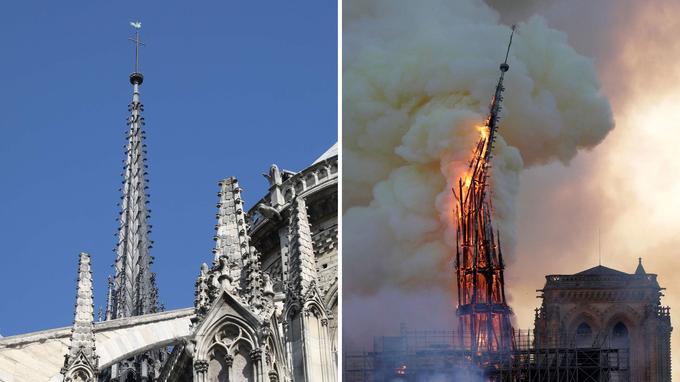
344, 0, 680, 378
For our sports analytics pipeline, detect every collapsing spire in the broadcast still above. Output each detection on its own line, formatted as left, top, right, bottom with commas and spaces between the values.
454, 26, 516, 355
61, 252, 99, 382
110, 30, 159, 319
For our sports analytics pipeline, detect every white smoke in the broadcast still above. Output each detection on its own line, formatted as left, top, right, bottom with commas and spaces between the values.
343, 0, 613, 295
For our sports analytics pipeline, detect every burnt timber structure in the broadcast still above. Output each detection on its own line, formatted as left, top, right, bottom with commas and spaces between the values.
454, 27, 515, 356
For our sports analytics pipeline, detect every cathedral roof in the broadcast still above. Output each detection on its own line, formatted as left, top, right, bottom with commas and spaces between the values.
575, 265, 629, 276
311, 142, 338, 165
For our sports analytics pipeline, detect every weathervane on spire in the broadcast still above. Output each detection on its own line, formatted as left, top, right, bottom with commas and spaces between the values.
128, 21, 145, 85
129, 21, 145, 72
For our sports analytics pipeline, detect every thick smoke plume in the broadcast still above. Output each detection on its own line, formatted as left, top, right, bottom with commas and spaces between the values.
343, 0, 613, 311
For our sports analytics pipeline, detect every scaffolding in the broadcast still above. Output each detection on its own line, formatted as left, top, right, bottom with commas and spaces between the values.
343, 328, 629, 382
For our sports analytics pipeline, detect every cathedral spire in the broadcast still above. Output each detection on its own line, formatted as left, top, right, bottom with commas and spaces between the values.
61, 253, 99, 382
454, 26, 516, 355
111, 22, 158, 319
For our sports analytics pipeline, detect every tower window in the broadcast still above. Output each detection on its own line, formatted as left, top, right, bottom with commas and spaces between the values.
575, 322, 593, 348
612, 322, 629, 348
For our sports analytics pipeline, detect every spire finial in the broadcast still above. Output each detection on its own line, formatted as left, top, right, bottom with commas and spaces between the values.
501, 25, 516, 72
128, 21, 145, 85
598, 228, 601, 266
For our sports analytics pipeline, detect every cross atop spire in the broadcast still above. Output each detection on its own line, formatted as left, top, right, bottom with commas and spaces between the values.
128, 21, 145, 85
501, 25, 516, 72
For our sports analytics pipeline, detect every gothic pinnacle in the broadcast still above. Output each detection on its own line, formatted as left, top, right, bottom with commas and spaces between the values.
61, 252, 99, 381
288, 197, 317, 298
212, 177, 251, 295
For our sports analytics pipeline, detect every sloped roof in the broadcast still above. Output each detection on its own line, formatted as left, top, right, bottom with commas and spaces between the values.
312, 142, 338, 165
575, 265, 628, 276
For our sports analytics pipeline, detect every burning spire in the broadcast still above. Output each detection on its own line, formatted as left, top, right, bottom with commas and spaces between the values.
454, 26, 516, 355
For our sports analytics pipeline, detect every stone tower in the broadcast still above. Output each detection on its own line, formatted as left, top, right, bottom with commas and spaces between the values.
534, 260, 672, 382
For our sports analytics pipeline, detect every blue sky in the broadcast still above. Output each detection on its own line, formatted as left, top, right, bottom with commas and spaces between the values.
0, 1, 337, 336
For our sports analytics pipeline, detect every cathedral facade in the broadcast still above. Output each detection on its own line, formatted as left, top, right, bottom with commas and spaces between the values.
534, 261, 672, 382
0, 35, 337, 382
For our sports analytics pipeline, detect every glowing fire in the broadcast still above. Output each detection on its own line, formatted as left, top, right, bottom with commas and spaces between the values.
458, 125, 490, 191
453, 28, 516, 360
453, 119, 514, 355
462, 170, 472, 189
476, 124, 490, 140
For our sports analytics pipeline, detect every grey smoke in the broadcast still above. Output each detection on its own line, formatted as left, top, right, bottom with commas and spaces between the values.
343, 0, 613, 296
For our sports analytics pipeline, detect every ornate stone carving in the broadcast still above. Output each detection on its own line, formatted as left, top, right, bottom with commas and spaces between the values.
264, 164, 283, 187
193, 359, 209, 373
249, 349, 262, 362
194, 263, 211, 318
224, 354, 234, 367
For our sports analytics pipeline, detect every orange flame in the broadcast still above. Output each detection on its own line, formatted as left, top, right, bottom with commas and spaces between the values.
476, 124, 490, 140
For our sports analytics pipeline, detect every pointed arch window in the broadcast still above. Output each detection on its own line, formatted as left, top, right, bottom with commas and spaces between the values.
575, 322, 593, 348
612, 322, 629, 349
